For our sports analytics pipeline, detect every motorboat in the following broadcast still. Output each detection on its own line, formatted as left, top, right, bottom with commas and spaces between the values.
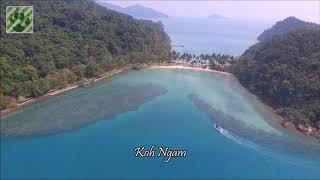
213, 123, 224, 133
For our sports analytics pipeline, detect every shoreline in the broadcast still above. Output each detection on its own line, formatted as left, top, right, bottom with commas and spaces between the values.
0, 85, 80, 117
0, 66, 132, 117
1, 63, 319, 140
150, 64, 320, 140
148, 65, 234, 76
0, 63, 231, 116
222, 70, 320, 141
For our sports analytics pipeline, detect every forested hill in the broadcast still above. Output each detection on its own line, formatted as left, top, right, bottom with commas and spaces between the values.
235, 28, 320, 129
257, 17, 319, 42
0, 0, 171, 110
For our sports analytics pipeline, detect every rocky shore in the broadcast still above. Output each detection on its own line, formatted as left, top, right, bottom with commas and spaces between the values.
281, 121, 320, 140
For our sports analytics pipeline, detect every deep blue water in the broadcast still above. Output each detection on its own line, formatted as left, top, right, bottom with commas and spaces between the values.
1, 69, 320, 178
156, 17, 271, 55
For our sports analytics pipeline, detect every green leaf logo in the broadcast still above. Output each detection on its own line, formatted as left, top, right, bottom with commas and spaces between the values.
6, 6, 33, 33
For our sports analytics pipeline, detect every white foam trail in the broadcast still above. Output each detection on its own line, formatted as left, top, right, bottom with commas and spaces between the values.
216, 127, 320, 167
217, 127, 268, 153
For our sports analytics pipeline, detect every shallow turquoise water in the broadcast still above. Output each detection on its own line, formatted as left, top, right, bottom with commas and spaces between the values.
1, 69, 320, 178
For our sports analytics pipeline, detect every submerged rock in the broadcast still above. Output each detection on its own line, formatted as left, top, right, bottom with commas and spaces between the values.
295, 124, 320, 139
1, 83, 167, 138
187, 93, 320, 155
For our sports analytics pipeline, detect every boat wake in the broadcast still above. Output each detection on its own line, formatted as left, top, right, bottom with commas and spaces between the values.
213, 124, 320, 167
215, 125, 267, 153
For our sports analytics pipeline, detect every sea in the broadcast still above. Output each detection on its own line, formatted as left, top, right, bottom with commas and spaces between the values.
1, 17, 320, 179
156, 17, 272, 56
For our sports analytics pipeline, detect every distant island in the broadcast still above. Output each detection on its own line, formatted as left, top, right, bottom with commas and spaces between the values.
257, 16, 320, 41
208, 14, 228, 21
96, 2, 169, 19
235, 17, 320, 139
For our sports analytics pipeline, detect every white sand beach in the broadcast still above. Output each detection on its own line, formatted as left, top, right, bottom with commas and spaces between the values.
148, 65, 234, 76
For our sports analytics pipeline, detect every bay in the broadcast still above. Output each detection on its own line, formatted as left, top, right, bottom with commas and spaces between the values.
1, 69, 320, 178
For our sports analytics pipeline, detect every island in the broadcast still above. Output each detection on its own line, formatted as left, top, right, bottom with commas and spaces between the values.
96, 2, 169, 19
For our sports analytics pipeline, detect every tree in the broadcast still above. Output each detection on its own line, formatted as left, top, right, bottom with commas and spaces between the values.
0, 94, 10, 110
0, 0, 171, 104
85, 62, 101, 78
71, 64, 86, 79
235, 28, 320, 128
14, 65, 39, 82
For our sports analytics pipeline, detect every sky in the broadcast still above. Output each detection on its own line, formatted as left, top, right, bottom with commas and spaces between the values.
101, 1, 320, 23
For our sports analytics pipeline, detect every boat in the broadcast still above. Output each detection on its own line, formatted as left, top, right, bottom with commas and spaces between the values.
213, 123, 224, 133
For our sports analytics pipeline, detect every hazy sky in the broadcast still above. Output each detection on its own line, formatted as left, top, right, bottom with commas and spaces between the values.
102, 1, 320, 23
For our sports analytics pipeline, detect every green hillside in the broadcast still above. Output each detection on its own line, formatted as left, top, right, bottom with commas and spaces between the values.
0, 0, 171, 110
257, 16, 319, 42
235, 28, 320, 128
